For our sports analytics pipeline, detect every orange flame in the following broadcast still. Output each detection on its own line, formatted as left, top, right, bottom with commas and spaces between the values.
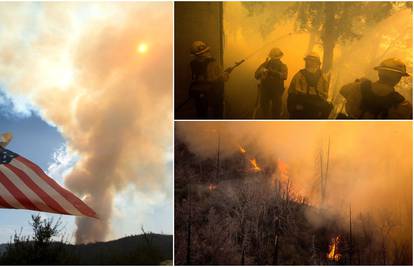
208, 184, 217, 191
249, 158, 261, 172
272, 159, 289, 188
327, 236, 342, 262
277, 159, 289, 183
239, 145, 246, 154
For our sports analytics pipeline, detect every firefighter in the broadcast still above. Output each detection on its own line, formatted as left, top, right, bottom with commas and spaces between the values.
254, 48, 288, 118
287, 52, 332, 119
339, 58, 412, 119
189, 41, 229, 119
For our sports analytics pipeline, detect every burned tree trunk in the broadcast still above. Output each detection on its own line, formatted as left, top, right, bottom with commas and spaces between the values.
320, 138, 331, 206
186, 183, 192, 265
215, 133, 221, 183
320, 150, 325, 205
240, 217, 246, 265
272, 235, 279, 265
241, 244, 245, 265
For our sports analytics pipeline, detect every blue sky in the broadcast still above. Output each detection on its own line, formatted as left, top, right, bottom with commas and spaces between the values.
0, 90, 74, 243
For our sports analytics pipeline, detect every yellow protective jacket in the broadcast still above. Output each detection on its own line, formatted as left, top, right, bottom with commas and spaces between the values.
288, 69, 329, 99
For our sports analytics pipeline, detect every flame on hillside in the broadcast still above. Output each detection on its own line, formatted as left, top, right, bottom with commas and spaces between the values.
327, 236, 342, 262
208, 184, 218, 191
249, 158, 262, 172
239, 145, 246, 154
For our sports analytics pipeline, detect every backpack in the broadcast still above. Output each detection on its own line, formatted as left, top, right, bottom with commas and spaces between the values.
191, 57, 215, 81
359, 79, 405, 118
189, 58, 215, 98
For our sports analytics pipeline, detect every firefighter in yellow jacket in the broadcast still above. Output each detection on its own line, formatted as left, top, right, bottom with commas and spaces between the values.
339, 58, 412, 119
287, 52, 332, 119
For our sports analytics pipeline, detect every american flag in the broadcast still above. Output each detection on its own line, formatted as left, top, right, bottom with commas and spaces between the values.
0, 147, 97, 218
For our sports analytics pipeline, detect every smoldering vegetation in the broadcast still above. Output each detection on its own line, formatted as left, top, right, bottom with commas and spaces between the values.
174, 122, 412, 265
222, 2, 412, 118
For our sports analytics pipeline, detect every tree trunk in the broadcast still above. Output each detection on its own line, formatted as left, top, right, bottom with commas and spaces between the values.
322, 37, 335, 73
272, 235, 279, 265
320, 150, 325, 206
241, 245, 245, 265
321, 3, 337, 73
307, 29, 318, 54
215, 133, 220, 183
186, 184, 192, 265
240, 217, 246, 265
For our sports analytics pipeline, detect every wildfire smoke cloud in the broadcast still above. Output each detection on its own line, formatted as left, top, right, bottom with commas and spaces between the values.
0, 2, 172, 243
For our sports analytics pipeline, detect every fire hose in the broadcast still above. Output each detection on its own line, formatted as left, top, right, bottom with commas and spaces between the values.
176, 32, 295, 113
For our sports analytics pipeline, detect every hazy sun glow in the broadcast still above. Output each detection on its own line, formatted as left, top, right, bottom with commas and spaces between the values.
59, 68, 75, 89
136, 42, 148, 54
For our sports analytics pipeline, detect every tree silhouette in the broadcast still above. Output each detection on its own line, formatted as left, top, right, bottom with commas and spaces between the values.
0, 214, 75, 265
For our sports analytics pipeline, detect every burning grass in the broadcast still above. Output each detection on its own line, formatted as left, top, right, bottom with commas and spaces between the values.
174, 140, 412, 265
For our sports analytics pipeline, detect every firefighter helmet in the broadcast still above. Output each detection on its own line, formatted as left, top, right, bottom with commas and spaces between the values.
304, 52, 321, 63
374, 58, 410, 76
191, 41, 210, 56
268, 47, 284, 59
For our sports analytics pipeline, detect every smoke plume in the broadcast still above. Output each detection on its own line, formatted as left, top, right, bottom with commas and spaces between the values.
0, 2, 172, 243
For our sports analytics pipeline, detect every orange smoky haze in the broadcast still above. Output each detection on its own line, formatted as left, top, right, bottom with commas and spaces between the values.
176, 121, 412, 241
222, 2, 412, 115
0, 2, 172, 243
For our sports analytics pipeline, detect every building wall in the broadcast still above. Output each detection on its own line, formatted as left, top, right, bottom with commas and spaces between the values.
174, 2, 223, 118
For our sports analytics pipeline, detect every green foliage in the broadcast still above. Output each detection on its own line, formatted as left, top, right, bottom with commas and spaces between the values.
0, 214, 76, 265
30, 214, 61, 244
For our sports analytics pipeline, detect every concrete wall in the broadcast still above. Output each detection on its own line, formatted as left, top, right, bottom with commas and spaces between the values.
174, 2, 223, 118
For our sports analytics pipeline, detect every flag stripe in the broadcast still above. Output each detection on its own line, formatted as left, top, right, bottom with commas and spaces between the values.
0, 166, 56, 214
15, 157, 97, 218
4, 164, 71, 215
10, 159, 85, 216
0, 170, 38, 211
0, 182, 25, 209
0, 194, 14, 209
